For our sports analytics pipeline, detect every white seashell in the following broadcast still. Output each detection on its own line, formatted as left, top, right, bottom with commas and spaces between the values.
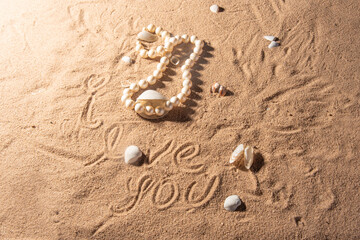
244, 146, 254, 169
124, 145, 143, 165
224, 195, 242, 211
137, 31, 158, 43
268, 41, 280, 49
229, 144, 244, 164
264, 35, 278, 41
121, 56, 132, 65
136, 90, 168, 119
210, 4, 220, 13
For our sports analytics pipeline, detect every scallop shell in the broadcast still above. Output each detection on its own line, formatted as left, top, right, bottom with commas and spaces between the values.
268, 41, 280, 49
264, 35, 278, 41
124, 145, 143, 165
137, 31, 158, 43
210, 4, 220, 13
224, 195, 242, 211
135, 90, 169, 119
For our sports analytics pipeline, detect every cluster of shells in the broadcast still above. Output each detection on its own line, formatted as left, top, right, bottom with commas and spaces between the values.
210, 82, 227, 97
229, 144, 254, 170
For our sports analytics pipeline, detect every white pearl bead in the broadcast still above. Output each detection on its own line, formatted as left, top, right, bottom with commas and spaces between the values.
185, 59, 194, 67
170, 96, 180, 106
182, 70, 192, 80
157, 62, 166, 72
139, 79, 148, 89
148, 49, 156, 58
155, 107, 165, 116
177, 93, 187, 103
145, 105, 155, 115
190, 35, 198, 44
135, 44, 143, 52
181, 64, 190, 72
123, 88, 133, 96
164, 36, 171, 44
161, 31, 170, 39
194, 46, 203, 55
190, 52, 199, 61
155, 26, 162, 35
125, 99, 135, 109
181, 86, 191, 96
139, 49, 148, 58
121, 94, 130, 103
129, 83, 139, 92
164, 101, 173, 111
147, 75, 156, 85
134, 103, 144, 113
169, 37, 176, 45
160, 57, 170, 65
175, 35, 182, 44
195, 39, 204, 48
181, 34, 189, 43
165, 52, 172, 58
164, 42, 174, 52
183, 79, 193, 87
147, 24, 156, 33
153, 69, 163, 79
156, 46, 165, 56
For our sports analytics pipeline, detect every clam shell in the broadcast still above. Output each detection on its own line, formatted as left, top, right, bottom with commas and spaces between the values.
137, 31, 158, 43
136, 90, 169, 119
244, 146, 254, 169
268, 41, 280, 49
264, 35, 278, 41
224, 195, 242, 211
230, 144, 244, 165
210, 4, 220, 13
124, 145, 143, 165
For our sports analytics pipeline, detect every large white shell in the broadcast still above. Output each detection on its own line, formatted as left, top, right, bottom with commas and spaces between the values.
230, 144, 244, 164
210, 4, 220, 13
244, 146, 254, 169
137, 31, 158, 43
268, 41, 280, 49
264, 35, 278, 41
124, 145, 142, 165
137, 90, 167, 100
224, 195, 242, 211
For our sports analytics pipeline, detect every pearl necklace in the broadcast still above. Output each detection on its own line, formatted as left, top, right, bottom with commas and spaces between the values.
121, 24, 204, 119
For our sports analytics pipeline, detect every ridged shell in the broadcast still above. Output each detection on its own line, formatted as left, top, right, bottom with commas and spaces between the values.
224, 195, 242, 211
230, 144, 244, 164
244, 146, 254, 169
137, 31, 158, 43
124, 145, 142, 165
268, 41, 280, 49
137, 90, 167, 100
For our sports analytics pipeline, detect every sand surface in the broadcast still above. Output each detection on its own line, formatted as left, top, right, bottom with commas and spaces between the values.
0, 0, 359, 239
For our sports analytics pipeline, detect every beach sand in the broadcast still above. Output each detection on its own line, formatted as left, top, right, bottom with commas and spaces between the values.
0, 0, 359, 239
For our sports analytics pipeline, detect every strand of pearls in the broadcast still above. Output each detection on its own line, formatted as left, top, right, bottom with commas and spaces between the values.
121, 24, 204, 118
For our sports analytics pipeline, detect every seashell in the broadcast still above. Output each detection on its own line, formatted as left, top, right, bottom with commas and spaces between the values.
218, 85, 227, 97
244, 146, 254, 169
170, 56, 180, 65
135, 90, 169, 119
224, 195, 242, 211
210, 4, 220, 13
264, 35, 278, 41
230, 144, 254, 170
210, 82, 220, 93
124, 145, 143, 165
121, 56, 132, 65
268, 41, 280, 49
210, 82, 227, 97
137, 31, 158, 43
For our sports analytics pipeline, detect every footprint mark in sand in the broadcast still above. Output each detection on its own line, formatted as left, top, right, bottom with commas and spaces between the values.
151, 179, 179, 210
184, 175, 220, 209
173, 143, 204, 174
84, 123, 124, 166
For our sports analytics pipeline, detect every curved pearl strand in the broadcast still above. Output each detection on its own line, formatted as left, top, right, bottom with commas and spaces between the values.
121, 24, 203, 117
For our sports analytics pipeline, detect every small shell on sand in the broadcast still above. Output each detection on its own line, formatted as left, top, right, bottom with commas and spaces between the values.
210, 4, 220, 13
137, 31, 158, 43
210, 82, 227, 97
268, 41, 280, 49
224, 195, 242, 211
264, 35, 278, 41
230, 144, 254, 170
121, 56, 132, 65
124, 145, 143, 165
